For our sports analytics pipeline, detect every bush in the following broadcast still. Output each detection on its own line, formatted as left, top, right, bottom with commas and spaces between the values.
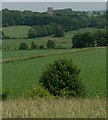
25, 85, 52, 99
28, 28, 37, 38
2, 89, 11, 101
31, 41, 38, 49
47, 40, 55, 49
72, 32, 95, 48
39, 45, 45, 49
19, 42, 28, 50
94, 30, 107, 46
40, 59, 85, 98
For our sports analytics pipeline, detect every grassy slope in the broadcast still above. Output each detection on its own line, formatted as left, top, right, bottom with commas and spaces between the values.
3, 26, 30, 38
3, 49, 71, 59
2, 48, 106, 99
2, 28, 99, 50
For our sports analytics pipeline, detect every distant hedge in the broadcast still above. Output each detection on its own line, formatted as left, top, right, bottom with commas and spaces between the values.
72, 30, 107, 48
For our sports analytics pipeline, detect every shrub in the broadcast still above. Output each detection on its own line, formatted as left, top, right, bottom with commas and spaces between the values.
31, 41, 38, 49
2, 89, 11, 101
47, 40, 55, 49
28, 28, 37, 38
40, 59, 85, 98
25, 85, 52, 99
19, 42, 28, 50
39, 45, 45, 49
72, 32, 95, 48
7, 46, 9, 50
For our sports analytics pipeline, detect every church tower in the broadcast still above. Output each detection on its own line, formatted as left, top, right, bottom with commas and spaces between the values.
47, 7, 53, 15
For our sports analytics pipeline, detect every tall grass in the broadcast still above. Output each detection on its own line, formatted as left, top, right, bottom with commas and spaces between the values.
2, 98, 106, 118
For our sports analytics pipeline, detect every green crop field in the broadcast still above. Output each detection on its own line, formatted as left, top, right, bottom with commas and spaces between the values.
2, 47, 106, 99
3, 26, 31, 38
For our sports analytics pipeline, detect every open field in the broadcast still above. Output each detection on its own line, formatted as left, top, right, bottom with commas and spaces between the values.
3, 49, 71, 59
3, 26, 30, 38
2, 27, 100, 50
1, 8, 106, 118
2, 47, 106, 99
2, 98, 106, 118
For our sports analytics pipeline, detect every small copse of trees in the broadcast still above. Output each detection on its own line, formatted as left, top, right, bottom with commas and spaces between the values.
72, 30, 107, 48
28, 24, 65, 38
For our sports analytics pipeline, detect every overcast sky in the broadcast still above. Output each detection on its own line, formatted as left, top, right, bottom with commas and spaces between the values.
2, 2, 106, 12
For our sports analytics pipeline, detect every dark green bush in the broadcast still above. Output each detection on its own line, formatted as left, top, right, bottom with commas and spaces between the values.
31, 41, 38, 49
25, 85, 52, 99
47, 40, 55, 49
2, 89, 11, 101
40, 59, 85, 98
39, 45, 45, 49
19, 42, 28, 50
72, 32, 95, 48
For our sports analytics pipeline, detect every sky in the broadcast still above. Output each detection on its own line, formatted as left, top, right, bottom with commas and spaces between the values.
2, 2, 106, 12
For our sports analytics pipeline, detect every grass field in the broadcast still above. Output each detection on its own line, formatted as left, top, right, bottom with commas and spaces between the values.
2, 47, 106, 99
3, 49, 71, 59
2, 27, 99, 50
3, 26, 30, 38
2, 26, 106, 118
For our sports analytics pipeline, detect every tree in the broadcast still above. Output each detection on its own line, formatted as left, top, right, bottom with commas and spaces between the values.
54, 26, 64, 37
40, 59, 85, 97
19, 42, 28, 50
28, 28, 37, 38
31, 41, 38, 49
94, 30, 107, 46
47, 40, 55, 49
72, 32, 95, 48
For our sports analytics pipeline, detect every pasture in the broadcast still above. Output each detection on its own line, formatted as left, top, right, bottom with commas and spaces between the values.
2, 27, 99, 50
2, 26, 106, 118
2, 47, 106, 99
3, 26, 30, 38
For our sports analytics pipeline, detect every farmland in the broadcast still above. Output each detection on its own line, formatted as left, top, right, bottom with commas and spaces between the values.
3, 26, 30, 39
2, 47, 106, 99
2, 26, 106, 118
2, 27, 100, 50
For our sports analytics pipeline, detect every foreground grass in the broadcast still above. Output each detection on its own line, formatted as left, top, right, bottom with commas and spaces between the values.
2, 98, 106, 118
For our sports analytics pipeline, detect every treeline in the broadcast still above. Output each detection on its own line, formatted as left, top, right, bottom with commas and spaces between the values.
28, 24, 64, 38
18, 40, 55, 50
2, 8, 106, 32
72, 30, 107, 48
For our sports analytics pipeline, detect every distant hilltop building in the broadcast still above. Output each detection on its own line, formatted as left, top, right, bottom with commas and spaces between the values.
47, 7, 53, 15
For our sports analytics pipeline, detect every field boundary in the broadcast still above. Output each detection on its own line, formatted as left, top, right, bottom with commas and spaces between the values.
1, 47, 105, 64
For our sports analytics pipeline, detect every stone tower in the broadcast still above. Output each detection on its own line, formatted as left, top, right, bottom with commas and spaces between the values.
47, 7, 53, 15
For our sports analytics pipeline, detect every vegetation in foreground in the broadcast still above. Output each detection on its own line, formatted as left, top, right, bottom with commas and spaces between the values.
2, 98, 106, 118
